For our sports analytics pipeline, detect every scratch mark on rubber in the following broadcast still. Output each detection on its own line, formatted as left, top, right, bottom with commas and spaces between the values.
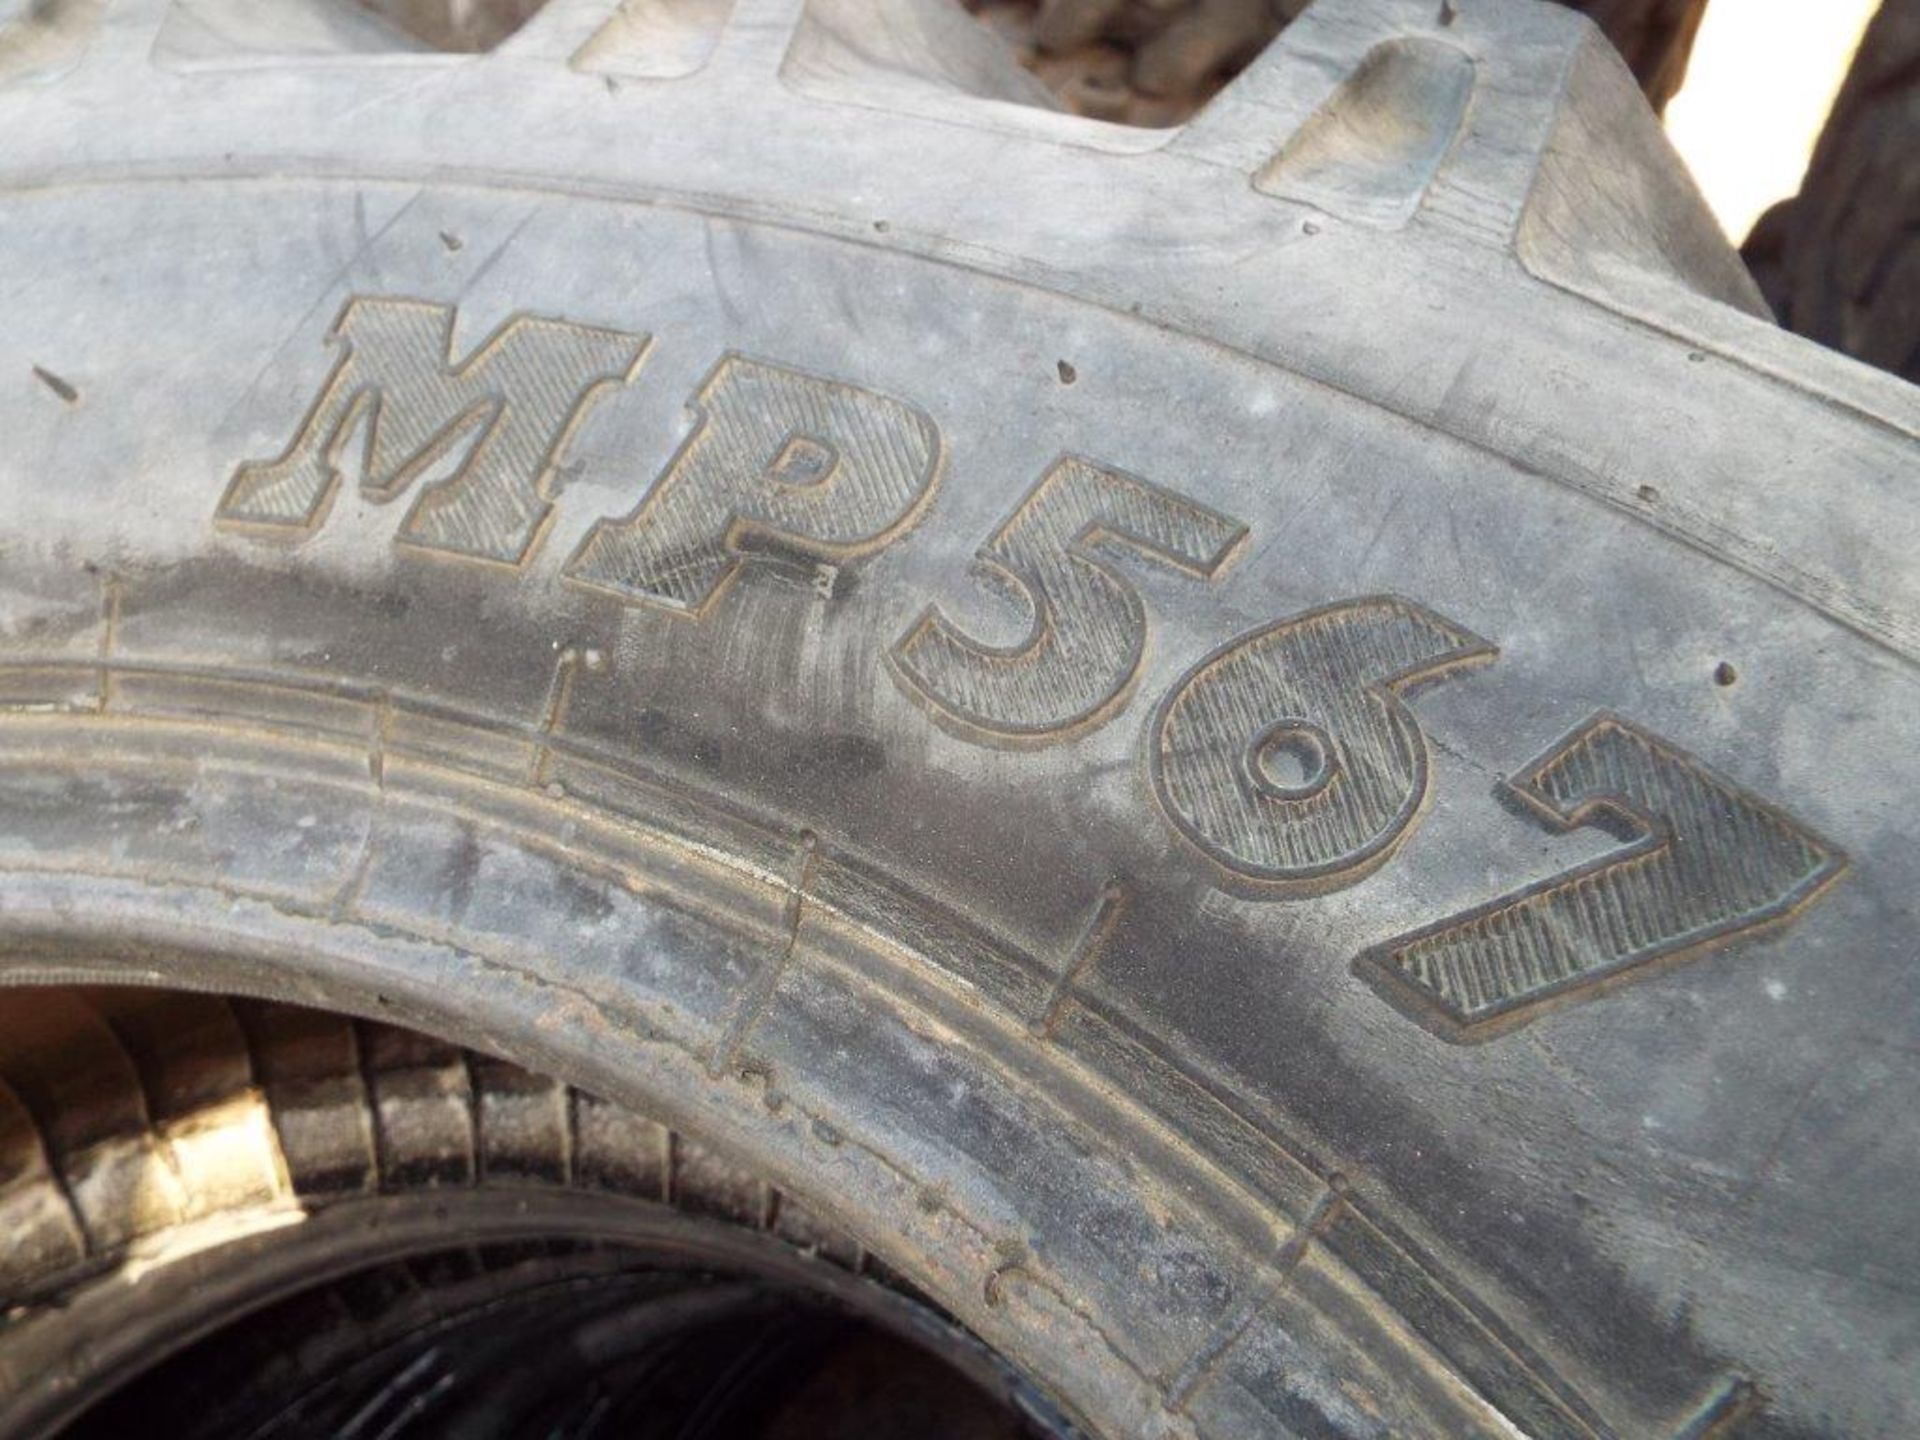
93, 575, 121, 713
330, 828, 380, 923
457, 208, 541, 301
529, 645, 601, 788
707, 828, 819, 1078
369, 692, 393, 790
1162, 1177, 1348, 1414
1030, 878, 1126, 1039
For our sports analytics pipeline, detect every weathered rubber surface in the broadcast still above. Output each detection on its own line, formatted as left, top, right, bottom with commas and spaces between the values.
0, 0, 1916, 1436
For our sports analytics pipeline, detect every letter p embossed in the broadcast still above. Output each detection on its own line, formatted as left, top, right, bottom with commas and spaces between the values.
564, 356, 942, 615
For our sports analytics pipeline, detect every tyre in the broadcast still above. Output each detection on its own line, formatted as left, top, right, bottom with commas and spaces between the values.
1565, 0, 1706, 110
0, 0, 1915, 1436
1, 989, 1051, 1437
1743, 0, 1920, 385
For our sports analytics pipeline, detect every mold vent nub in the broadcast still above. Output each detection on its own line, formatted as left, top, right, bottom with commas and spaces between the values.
1255, 36, 1474, 229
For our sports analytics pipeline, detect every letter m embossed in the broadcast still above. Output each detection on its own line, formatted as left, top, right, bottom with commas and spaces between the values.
216, 297, 649, 564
